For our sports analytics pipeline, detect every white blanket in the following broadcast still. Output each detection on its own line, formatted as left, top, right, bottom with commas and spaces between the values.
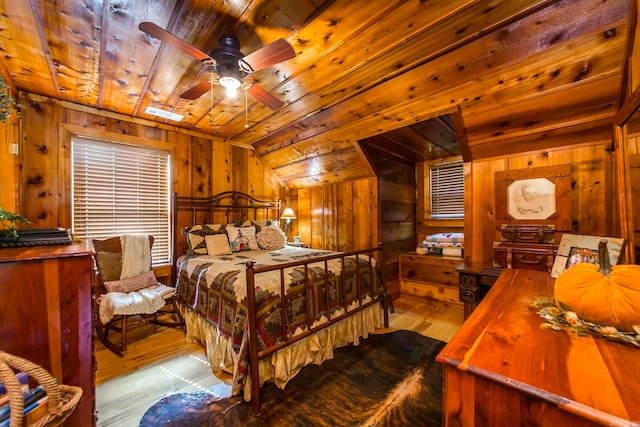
120, 234, 151, 279
99, 285, 173, 324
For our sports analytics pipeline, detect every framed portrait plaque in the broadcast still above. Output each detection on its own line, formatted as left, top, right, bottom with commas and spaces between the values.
495, 164, 572, 231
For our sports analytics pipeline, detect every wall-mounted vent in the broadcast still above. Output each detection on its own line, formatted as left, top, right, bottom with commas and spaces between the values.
144, 106, 184, 122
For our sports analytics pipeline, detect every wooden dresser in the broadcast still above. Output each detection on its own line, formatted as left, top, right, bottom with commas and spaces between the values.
437, 269, 640, 426
0, 241, 95, 426
398, 253, 462, 304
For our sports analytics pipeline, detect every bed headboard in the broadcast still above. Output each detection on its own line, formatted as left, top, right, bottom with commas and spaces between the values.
171, 191, 281, 274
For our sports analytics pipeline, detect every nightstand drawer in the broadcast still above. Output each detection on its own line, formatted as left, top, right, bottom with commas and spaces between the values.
459, 273, 477, 289
459, 286, 479, 304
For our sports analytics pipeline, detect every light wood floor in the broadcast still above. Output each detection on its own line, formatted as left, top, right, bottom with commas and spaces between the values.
95, 295, 464, 426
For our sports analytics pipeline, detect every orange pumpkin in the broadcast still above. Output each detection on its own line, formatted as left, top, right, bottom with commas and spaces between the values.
554, 240, 640, 332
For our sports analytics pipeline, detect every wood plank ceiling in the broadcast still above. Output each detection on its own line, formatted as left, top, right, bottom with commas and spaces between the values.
0, 0, 631, 188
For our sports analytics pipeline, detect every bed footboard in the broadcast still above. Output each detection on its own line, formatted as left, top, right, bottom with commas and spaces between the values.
244, 245, 390, 416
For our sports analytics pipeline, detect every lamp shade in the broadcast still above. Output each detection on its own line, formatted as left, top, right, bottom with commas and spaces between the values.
280, 208, 297, 220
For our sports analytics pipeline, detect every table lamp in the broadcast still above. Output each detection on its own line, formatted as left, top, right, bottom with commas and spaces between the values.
280, 208, 296, 232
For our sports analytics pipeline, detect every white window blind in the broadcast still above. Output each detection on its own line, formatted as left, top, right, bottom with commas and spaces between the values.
72, 137, 170, 265
429, 160, 464, 219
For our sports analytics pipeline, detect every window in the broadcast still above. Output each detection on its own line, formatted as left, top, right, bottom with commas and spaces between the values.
429, 160, 464, 219
72, 137, 170, 265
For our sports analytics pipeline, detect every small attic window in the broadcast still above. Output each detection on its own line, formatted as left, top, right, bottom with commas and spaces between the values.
429, 160, 464, 219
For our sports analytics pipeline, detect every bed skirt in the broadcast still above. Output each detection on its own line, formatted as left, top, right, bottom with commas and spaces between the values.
179, 301, 383, 400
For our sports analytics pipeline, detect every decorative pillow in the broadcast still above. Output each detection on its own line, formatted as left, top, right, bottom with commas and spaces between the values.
184, 224, 227, 255
205, 233, 232, 256
226, 226, 259, 252
256, 226, 287, 250
104, 270, 158, 293
230, 219, 278, 234
96, 252, 123, 282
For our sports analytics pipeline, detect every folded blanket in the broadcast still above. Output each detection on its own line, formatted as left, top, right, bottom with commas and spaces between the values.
424, 232, 464, 245
120, 234, 151, 279
99, 284, 174, 324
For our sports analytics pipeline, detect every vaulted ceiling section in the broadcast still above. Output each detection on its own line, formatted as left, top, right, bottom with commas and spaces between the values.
0, 0, 631, 188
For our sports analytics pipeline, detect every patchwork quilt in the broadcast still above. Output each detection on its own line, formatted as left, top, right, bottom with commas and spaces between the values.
175, 246, 382, 395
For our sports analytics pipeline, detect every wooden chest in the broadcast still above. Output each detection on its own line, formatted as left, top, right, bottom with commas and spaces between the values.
399, 253, 462, 304
493, 242, 558, 272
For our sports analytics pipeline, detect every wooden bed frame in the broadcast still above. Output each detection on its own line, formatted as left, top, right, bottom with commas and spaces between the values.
171, 191, 391, 415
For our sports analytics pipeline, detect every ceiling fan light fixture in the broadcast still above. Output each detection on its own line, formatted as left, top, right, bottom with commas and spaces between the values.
219, 76, 241, 98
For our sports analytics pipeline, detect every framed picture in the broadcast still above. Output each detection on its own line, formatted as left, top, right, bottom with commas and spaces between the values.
495, 164, 572, 231
507, 177, 556, 220
550, 234, 627, 278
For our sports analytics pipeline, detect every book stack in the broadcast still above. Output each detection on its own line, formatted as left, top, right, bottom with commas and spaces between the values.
0, 372, 50, 426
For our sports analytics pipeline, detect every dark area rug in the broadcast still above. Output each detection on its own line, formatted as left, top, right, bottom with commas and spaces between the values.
140, 330, 446, 426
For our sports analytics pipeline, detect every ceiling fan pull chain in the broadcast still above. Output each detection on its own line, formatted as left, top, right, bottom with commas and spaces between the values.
209, 71, 214, 124
244, 88, 249, 129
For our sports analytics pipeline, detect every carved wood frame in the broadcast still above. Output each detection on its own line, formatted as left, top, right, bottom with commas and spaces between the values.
495, 164, 572, 231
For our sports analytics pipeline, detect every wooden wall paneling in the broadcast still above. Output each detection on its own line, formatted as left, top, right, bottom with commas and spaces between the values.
547, 145, 615, 237
57, 120, 72, 228
416, 162, 425, 230
310, 186, 324, 249
468, 159, 506, 265
336, 181, 354, 252
247, 150, 263, 199
104, 116, 138, 136
139, 123, 166, 142
505, 152, 552, 170
323, 184, 337, 251
231, 145, 248, 196
0, 115, 19, 211
468, 119, 616, 161
21, 100, 61, 228
630, 152, 640, 259
285, 188, 300, 240
558, 145, 615, 237
172, 132, 192, 197
191, 137, 212, 198
297, 187, 311, 245
353, 178, 376, 250
614, 124, 635, 262
212, 139, 232, 196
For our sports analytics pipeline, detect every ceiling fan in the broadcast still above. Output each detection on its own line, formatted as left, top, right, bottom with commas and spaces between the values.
139, 22, 295, 110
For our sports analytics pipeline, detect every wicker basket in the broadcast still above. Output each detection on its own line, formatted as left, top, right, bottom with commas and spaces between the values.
0, 351, 83, 427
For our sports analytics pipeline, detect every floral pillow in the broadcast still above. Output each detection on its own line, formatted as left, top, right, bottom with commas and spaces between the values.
256, 225, 286, 250
184, 224, 227, 255
104, 270, 158, 293
226, 226, 259, 252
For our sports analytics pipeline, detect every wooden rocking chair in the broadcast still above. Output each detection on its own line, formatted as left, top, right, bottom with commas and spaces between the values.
92, 235, 184, 355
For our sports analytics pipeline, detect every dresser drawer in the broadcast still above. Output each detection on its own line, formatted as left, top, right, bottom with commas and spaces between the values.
493, 242, 558, 272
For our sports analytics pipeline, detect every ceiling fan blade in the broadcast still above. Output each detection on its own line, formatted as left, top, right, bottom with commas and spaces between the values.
247, 84, 284, 110
180, 81, 216, 100
139, 22, 214, 65
239, 39, 295, 73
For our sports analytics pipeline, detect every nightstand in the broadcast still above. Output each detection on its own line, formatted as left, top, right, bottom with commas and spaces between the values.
456, 262, 503, 320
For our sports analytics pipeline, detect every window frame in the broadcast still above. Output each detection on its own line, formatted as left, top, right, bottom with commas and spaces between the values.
428, 158, 465, 221
71, 136, 171, 265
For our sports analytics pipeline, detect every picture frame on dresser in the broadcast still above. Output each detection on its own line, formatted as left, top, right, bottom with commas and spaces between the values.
550, 234, 627, 278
